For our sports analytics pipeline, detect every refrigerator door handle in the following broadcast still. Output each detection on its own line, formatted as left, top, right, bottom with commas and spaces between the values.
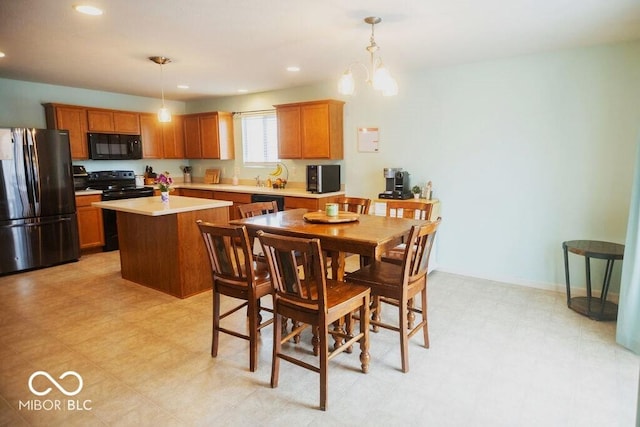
1, 217, 73, 229
26, 129, 41, 206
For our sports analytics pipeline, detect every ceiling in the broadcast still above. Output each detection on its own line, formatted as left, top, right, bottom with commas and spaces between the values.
1, 0, 639, 102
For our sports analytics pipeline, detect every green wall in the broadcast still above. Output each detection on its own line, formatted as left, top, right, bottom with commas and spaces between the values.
1, 40, 639, 291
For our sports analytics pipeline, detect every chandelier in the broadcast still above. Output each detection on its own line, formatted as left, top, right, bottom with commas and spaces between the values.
149, 56, 172, 123
338, 17, 398, 97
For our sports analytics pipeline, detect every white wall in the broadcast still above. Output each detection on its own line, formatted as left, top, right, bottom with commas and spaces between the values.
1, 41, 639, 291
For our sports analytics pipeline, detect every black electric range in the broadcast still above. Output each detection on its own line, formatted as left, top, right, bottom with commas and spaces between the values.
87, 170, 154, 250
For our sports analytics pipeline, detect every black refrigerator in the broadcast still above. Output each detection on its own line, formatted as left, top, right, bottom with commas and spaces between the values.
0, 128, 80, 275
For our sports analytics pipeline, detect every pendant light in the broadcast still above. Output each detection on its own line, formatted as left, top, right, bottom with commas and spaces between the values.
149, 56, 172, 123
338, 17, 398, 97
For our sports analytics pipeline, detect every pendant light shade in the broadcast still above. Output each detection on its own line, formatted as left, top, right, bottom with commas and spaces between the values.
149, 56, 172, 123
338, 17, 398, 97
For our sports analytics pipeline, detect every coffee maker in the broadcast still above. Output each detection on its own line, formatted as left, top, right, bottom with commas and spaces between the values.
378, 168, 411, 199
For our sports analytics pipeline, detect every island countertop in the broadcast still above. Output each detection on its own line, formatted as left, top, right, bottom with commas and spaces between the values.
92, 195, 232, 216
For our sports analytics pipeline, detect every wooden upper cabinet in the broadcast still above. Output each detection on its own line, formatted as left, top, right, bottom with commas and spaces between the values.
43, 103, 89, 160
87, 109, 140, 134
113, 111, 141, 134
183, 115, 202, 158
275, 99, 344, 159
183, 112, 234, 159
139, 113, 163, 159
86, 109, 113, 132
276, 106, 302, 159
162, 115, 185, 159
140, 114, 186, 159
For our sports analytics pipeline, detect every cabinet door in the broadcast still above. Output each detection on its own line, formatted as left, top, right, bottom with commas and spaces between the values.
276, 106, 301, 159
140, 114, 163, 158
51, 106, 89, 159
200, 114, 220, 159
76, 195, 104, 249
162, 115, 185, 159
113, 111, 140, 134
301, 103, 331, 158
87, 110, 115, 132
217, 112, 234, 160
183, 115, 202, 158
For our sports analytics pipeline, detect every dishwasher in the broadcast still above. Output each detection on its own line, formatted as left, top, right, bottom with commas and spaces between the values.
250, 194, 285, 211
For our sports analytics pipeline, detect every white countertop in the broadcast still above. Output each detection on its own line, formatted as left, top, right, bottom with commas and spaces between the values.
92, 195, 232, 216
77, 184, 344, 198
176, 183, 345, 198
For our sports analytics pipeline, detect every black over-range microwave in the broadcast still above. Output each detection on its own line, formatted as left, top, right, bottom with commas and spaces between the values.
88, 133, 142, 160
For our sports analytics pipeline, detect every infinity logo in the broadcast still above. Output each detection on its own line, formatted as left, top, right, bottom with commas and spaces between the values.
28, 371, 83, 397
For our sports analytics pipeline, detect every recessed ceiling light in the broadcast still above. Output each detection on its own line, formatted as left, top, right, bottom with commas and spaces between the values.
73, 5, 104, 16
286, 66, 300, 72
237, 89, 248, 93
0, 52, 5, 58
177, 84, 189, 89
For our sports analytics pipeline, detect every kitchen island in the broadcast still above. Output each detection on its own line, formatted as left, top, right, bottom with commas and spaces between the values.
93, 196, 232, 298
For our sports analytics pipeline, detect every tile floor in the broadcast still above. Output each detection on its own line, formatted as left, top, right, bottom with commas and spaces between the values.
0, 251, 638, 426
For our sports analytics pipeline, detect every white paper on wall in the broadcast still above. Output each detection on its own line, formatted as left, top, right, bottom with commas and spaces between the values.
357, 127, 379, 152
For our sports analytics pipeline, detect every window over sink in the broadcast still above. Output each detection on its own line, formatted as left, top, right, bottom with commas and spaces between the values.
240, 110, 278, 165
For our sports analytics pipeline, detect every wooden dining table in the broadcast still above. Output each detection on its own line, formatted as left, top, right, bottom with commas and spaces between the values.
229, 208, 429, 280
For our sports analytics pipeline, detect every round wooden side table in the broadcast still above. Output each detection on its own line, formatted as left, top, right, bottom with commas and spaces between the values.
562, 240, 624, 321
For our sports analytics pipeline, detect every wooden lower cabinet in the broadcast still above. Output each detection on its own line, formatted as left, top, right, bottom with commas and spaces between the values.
284, 195, 339, 210
213, 191, 251, 220
76, 194, 104, 250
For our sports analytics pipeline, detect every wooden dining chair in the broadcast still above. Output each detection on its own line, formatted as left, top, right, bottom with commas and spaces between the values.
257, 230, 370, 411
237, 201, 280, 261
334, 196, 371, 214
345, 219, 441, 373
381, 200, 434, 264
197, 221, 273, 372
329, 197, 372, 273
237, 200, 279, 218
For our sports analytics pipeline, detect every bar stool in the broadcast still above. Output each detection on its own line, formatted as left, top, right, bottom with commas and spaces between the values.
562, 240, 624, 321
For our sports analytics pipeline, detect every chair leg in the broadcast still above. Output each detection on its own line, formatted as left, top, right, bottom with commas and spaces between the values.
345, 311, 354, 354
211, 291, 220, 357
371, 295, 380, 332
312, 325, 320, 356
407, 297, 415, 329
271, 313, 282, 388
399, 300, 409, 373
359, 296, 370, 374
422, 288, 430, 348
319, 322, 329, 411
248, 299, 259, 372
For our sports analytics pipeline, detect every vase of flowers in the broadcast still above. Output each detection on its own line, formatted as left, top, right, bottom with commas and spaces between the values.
155, 172, 173, 202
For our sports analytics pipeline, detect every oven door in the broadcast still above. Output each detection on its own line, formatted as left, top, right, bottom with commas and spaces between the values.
101, 188, 154, 251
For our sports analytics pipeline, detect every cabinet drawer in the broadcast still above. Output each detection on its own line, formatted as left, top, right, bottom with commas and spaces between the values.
213, 191, 252, 203
180, 189, 214, 199
75, 194, 102, 207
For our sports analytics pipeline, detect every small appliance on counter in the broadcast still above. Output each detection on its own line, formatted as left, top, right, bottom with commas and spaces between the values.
378, 167, 412, 199
306, 164, 341, 193
73, 165, 89, 190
